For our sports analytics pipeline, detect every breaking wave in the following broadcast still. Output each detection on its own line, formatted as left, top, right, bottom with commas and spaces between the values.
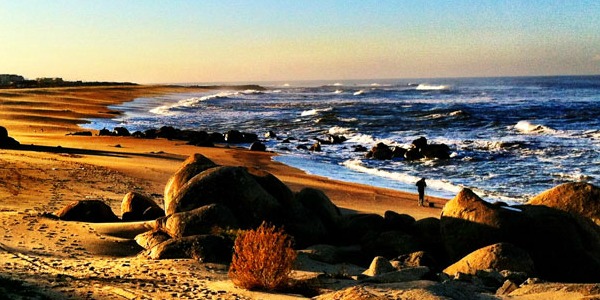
415, 84, 451, 91
300, 107, 333, 117
341, 159, 463, 195
514, 121, 556, 134
150, 91, 240, 115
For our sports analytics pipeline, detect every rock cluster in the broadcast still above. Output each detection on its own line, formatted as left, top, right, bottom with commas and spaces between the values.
88, 124, 458, 162
366, 136, 451, 161
56, 193, 164, 223
0, 126, 20, 148
97, 126, 259, 148
54, 153, 600, 286
441, 188, 600, 283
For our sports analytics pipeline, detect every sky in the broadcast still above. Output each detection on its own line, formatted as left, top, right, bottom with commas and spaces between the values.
1, 0, 599, 84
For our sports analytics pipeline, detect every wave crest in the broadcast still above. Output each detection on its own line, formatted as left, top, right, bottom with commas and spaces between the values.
300, 107, 333, 117
514, 121, 556, 134
416, 84, 451, 91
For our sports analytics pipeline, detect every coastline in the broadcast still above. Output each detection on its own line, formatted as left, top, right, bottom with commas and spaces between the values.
0, 84, 445, 298
2, 85, 447, 218
2, 85, 598, 299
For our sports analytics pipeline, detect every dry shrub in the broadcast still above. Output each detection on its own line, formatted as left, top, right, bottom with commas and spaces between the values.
228, 222, 296, 291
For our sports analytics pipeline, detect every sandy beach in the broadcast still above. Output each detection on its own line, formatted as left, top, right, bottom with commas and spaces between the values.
3, 86, 598, 300
0, 86, 446, 299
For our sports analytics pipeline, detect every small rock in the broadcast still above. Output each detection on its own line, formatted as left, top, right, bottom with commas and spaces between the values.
496, 279, 519, 295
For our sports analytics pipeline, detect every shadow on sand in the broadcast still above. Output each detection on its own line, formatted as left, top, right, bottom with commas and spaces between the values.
4, 143, 186, 162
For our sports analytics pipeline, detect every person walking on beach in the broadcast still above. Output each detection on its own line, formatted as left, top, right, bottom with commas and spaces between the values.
416, 178, 427, 206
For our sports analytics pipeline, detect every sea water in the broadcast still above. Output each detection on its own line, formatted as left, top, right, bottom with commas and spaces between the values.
86, 76, 600, 203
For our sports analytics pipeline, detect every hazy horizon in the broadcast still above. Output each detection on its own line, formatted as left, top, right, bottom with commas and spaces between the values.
2, 1, 599, 84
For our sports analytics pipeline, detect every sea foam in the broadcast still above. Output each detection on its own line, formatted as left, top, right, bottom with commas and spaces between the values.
341, 159, 463, 195
300, 107, 333, 117
514, 120, 556, 134
150, 91, 238, 115
415, 84, 451, 91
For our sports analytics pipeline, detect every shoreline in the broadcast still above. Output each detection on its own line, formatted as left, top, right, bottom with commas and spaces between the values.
0, 85, 445, 298
2, 85, 599, 299
1, 85, 447, 217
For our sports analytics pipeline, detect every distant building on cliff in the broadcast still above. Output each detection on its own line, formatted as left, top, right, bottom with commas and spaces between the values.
0, 74, 25, 86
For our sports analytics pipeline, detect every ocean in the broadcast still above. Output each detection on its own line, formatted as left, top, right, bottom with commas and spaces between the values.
86, 76, 600, 203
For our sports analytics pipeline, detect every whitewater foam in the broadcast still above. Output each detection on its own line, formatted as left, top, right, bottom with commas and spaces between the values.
416, 84, 451, 91
150, 91, 239, 115
328, 126, 354, 135
345, 133, 400, 147
342, 159, 463, 195
514, 120, 556, 134
300, 107, 333, 117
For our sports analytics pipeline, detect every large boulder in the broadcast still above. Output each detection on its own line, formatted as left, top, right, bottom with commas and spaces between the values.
248, 168, 294, 205
412, 137, 428, 150
527, 182, 600, 225
421, 144, 451, 159
166, 166, 283, 227
383, 210, 415, 231
134, 230, 171, 250
393, 251, 439, 271
156, 204, 238, 238
365, 143, 393, 160
361, 230, 420, 259
186, 130, 214, 147
247, 172, 324, 247
163, 154, 218, 209
411, 217, 446, 265
157, 126, 179, 139
249, 141, 266, 151
514, 204, 600, 282
224, 130, 257, 143
337, 213, 385, 245
441, 188, 600, 283
112, 127, 130, 136
440, 189, 516, 260
295, 188, 342, 231
121, 192, 164, 221
0, 136, 20, 148
147, 234, 232, 263
0, 126, 20, 148
443, 243, 535, 277
0, 126, 8, 139
278, 201, 330, 248
404, 148, 424, 161
56, 200, 119, 223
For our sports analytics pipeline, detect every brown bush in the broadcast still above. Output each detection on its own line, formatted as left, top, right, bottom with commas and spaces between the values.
228, 222, 296, 291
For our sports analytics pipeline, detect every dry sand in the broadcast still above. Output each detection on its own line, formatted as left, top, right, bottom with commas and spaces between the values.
0, 85, 445, 299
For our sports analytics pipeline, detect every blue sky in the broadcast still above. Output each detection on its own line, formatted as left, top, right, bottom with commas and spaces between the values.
1, 1, 599, 83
